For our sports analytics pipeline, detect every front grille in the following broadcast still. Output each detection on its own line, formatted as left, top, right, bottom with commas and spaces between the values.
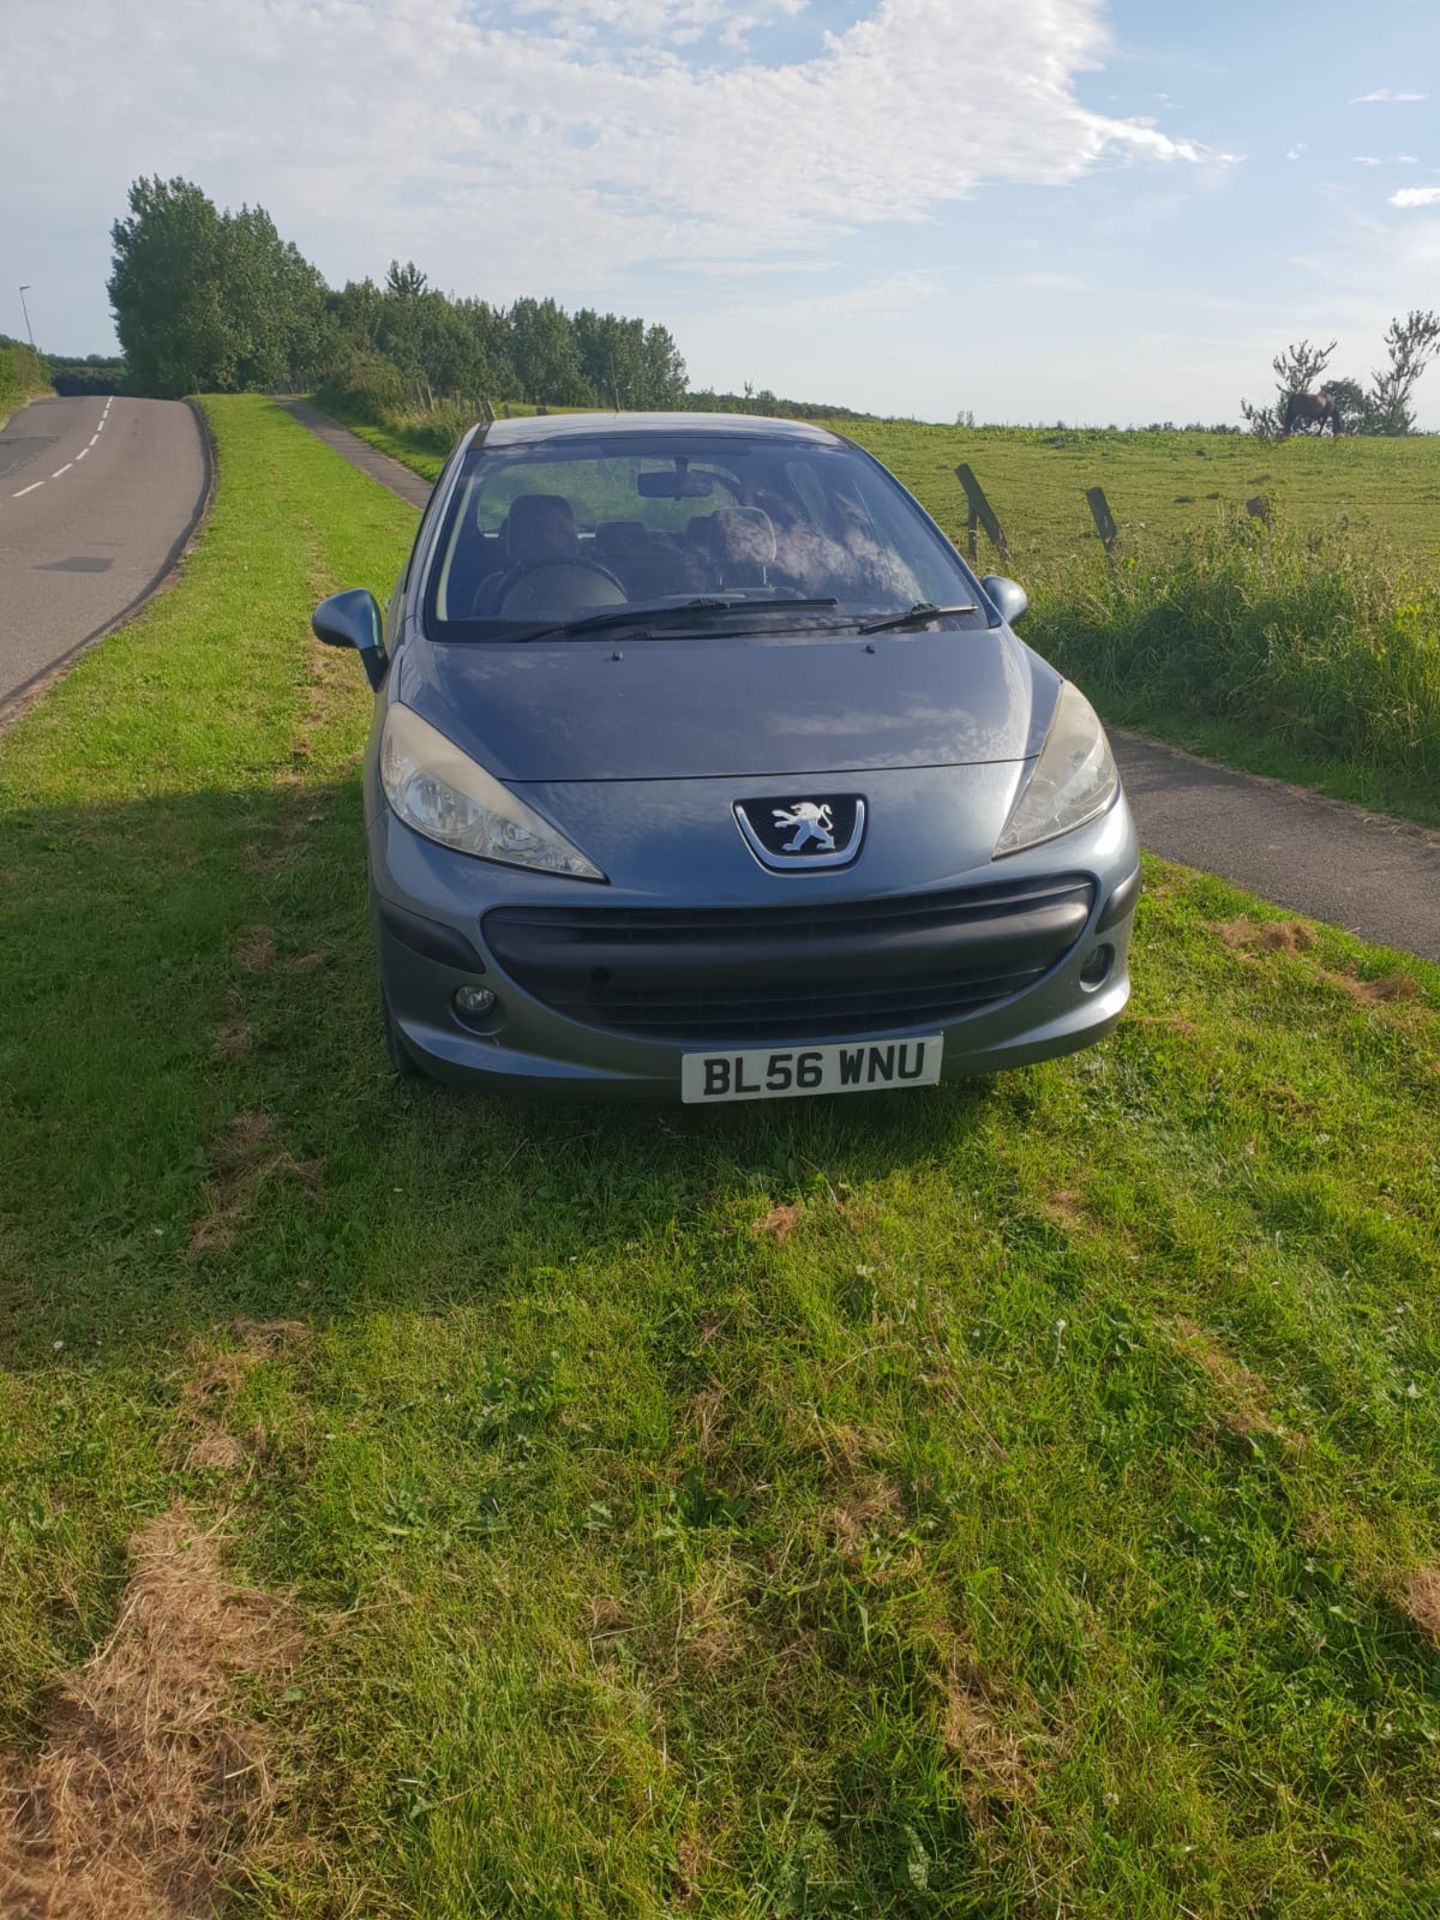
483, 874, 1094, 1043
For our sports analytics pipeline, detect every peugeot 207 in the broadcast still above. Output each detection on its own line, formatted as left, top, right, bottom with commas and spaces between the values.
313, 412, 1139, 1102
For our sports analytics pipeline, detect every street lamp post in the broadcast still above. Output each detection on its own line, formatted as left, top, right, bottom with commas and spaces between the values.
18, 285, 36, 353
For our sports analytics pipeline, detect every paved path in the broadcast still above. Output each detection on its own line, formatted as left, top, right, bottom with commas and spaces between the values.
1112, 733, 1439, 961
0, 394, 209, 710
279, 398, 1440, 962
275, 397, 433, 509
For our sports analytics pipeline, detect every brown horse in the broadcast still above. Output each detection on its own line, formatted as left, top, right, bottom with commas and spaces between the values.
1282, 389, 1341, 436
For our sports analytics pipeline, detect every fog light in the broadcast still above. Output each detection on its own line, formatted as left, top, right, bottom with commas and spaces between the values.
1080, 944, 1114, 990
454, 985, 497, 1018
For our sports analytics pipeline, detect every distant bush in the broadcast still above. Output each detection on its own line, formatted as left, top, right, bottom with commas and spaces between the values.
1030, 513, 1440, 783
0, 339, 50, 419
685, 387, 882, 422
316, 350, 412, 426
49, 355, 125, 397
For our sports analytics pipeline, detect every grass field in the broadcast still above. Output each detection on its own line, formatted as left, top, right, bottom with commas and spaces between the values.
840, 421, 1440, 571
3, 394, 1439, 1916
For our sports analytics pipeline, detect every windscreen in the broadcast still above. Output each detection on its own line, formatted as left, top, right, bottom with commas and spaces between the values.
425, 430, 989, 638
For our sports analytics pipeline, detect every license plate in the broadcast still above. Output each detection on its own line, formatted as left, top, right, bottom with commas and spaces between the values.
681, 1035, 944, 1104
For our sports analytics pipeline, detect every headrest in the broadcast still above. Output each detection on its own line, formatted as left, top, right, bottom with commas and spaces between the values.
707, 506, 777, 567
505, 494, 578, 563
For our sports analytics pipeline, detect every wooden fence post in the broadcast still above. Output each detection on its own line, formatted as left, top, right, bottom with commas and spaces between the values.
1245, 495, 1271, 525
1085, 485, 1118, 554
954, 464, 1008, 563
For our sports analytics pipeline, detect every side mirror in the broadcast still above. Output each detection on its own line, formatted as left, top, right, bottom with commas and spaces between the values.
312, 588, 388, 690
980, 575, 1028, 626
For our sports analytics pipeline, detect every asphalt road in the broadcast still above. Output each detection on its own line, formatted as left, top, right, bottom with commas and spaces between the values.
0, 393, 208, 709
279, 399, 1440, 962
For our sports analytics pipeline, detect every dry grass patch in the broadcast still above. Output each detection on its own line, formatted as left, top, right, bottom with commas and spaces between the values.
689, 1385, 728, 1459
180, 1318, 310, 1475
213, 1015, 251, 1061
1401, 1569, 1440, 1647
1170, 1318, 1297, 1445
940, 1676, 1033, 1812
1039, 1189, 1087, 1231
188, 1115, 321, 1258
753, 1202, 804, 1242
1326, 969, 1420, 1007
829, 1478, 904, 1560
1130, 1011, 1198, 1036
1216, 917, 1316, 957
233, 927, 276, 975
0, 1506, 297, 1920
678, 1557, 752, 1674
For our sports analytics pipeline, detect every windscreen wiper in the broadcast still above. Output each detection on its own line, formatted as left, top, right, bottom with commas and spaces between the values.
857, 602, 979, 635
507, 597, 840, 643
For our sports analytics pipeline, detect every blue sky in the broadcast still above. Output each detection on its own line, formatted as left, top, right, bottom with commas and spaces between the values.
2, 0, 1437, 424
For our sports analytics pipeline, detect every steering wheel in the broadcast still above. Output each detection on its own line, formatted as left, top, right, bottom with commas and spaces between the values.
472, 558, 627, 618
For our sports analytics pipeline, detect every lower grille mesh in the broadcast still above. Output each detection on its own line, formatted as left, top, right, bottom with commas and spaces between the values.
483, 875, 1094, 1043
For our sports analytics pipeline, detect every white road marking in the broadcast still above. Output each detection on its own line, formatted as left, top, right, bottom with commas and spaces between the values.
51, 463, 73, 478
76, 447, 89, 460
13, 482, 43, 497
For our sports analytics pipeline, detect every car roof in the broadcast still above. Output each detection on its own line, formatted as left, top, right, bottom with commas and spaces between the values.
474, 410, 846, 450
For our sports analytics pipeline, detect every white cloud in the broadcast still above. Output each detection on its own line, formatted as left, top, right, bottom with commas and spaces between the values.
0, 0, 1220, 315
509, 0, 808, 51
1391, 186, 1440, 207
1286, 143, 1305, 160
1350, 88, 1427, 103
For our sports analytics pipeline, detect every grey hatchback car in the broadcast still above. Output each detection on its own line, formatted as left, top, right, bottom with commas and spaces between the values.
313, 412, 1139, 1102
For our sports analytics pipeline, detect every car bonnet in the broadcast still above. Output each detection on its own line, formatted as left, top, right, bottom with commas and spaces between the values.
398, 625, 1053, 784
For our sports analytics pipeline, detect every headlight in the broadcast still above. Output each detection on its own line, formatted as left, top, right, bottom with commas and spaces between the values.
380, 703, 604, 879
994, 682, 1117, 857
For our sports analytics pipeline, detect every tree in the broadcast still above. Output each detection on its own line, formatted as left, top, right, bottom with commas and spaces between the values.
111, 178, 334, 396
1321, 376, 1378, 435
570, 310, 686, 410
455, 299, 519, 401
508, 298, 595, 406
107, 177, 692, 415
1368, 309, 1440, 435
384, 260, 428, 301
329, 278, 385, 353
109, 177, 237, 396
638, 323, 687, 408
221, 204, 331, 391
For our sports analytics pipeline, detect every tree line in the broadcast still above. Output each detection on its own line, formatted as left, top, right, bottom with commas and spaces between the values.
107, 177, 689, 410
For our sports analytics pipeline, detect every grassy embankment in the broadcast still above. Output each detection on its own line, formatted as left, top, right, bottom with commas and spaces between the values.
317, 385, 1440, 823
2, 394, 1438, 1916
0, 342, 51, 426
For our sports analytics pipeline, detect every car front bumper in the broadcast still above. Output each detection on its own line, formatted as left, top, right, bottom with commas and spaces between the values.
367, 769, 1140, 1100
